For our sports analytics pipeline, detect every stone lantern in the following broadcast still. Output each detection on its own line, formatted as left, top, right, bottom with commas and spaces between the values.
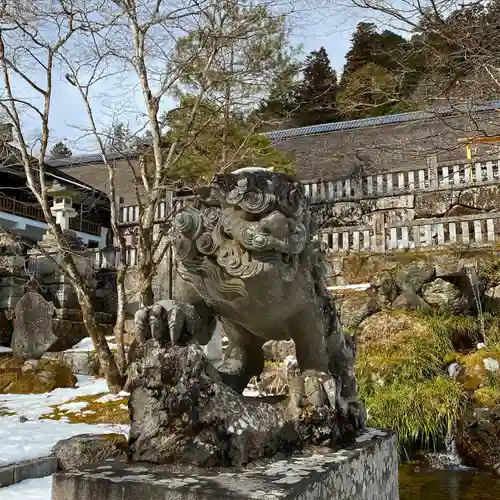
47, 181, 77, 232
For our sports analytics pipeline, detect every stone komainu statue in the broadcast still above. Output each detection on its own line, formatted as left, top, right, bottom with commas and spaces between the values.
135, 169, 365, 430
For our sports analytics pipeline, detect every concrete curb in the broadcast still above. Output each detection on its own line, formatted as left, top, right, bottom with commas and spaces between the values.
0, 455, 58, 488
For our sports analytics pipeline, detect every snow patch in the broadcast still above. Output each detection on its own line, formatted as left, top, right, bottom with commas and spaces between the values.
0, 346, 12, 353
68, 337, 117, 352
3, 476, 52, 500
58, 401, 88, 412
0, 418, 128, 467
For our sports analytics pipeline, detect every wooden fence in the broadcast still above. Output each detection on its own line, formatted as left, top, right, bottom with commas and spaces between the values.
303, 156, 500, 204
118, 156, 500, 223
319, 212, 500, 253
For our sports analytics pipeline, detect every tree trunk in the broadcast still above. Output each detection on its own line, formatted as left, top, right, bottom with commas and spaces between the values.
139, 226, 155, 307
114, 266, 127, 375
79, 290, 123, 393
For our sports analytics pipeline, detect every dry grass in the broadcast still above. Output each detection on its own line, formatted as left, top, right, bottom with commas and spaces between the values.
41, 393, 130, 425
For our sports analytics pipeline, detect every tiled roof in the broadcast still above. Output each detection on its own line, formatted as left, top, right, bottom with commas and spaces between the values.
46, 101, 500, 168
46, 150, 130, 168
261, 100, 500, 140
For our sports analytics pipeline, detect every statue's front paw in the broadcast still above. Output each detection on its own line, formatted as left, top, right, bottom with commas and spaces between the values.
134, 301, 196, 346
288, 370, 336, 410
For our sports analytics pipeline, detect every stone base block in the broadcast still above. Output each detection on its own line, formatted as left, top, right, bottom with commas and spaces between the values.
0, 455, 58, 487
52, 429, 399, 500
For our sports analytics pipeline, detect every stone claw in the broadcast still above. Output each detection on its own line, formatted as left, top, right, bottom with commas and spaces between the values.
134, 307, 152, 343
167, 306, 185, 345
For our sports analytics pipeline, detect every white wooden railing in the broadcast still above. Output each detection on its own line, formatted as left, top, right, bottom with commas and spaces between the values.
118, 156, 500, 221
319, 212, 500, 253
303, 156, 500, 204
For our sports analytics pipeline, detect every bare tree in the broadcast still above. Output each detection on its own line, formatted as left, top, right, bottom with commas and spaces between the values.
0, 0, 124, 391
61, 0, 298, 309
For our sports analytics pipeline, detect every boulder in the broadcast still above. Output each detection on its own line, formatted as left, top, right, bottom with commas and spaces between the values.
457, 407, 500, 475
370, 270, 398, 305
42, 351, 101, 376
262, 340, 296, 362
357, 310, 449, 384
459, 351, 500, 390
53, 433, 128, 470
392, 290, 431, 313
394, 262, 436, 294
0, 357, 77, 394
421, 278, 464, 314
340, 292, 379, 331
11, 293, 57, 359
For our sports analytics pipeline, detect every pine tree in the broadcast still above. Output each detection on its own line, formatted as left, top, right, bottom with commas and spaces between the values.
341, 23, 379, 87
290, 47, 339, 127
107, 122, 131, 152
49, 141, 73, 159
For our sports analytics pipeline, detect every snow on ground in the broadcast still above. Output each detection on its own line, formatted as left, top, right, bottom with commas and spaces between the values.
68, 336, 117, 352
3, 476, 52, 500
0, 375, 109, 420
0, 375, 129, 467
0, 416, 127, 466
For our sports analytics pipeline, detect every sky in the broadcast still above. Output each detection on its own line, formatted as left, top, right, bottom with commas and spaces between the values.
15, 2, 376, 155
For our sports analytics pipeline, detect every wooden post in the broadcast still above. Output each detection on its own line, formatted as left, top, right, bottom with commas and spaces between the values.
372, 212, 386, 253
427, 154, 439, 189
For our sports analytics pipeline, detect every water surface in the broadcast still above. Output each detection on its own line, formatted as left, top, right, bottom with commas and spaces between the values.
399, 465, 500, 499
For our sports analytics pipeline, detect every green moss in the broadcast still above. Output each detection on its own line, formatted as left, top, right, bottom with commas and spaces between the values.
356, 310, 455, 390
41, 393, 129, 424
473, 387, 500, 407
0, 357, 77, 394
0, 405, 15, 417
360, 377, 465, 452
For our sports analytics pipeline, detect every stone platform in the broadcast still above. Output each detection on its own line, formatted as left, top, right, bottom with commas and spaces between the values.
52, 429, 399, 500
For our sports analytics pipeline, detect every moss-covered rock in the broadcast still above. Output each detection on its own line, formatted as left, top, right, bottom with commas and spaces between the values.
356, 310, 466, 451
357, 310, 454, 387
53, 433, 128, 470
0, 357, 77, 394
458, 351, 500, 390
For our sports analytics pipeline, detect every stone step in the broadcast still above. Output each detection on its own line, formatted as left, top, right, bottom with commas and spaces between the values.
0, 455, 58, 488
51, 430, 399, 500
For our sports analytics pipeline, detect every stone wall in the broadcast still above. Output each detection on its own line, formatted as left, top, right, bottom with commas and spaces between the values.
326, 248, 500, 288
314, 183, 500, 231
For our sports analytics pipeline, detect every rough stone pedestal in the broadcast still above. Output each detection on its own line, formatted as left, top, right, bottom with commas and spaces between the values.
51, 429, 399, 500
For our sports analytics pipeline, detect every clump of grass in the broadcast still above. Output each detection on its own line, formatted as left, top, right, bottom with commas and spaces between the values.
473, 387, 500, 407
423, 313, 483, 347
41, 393, 129, 425
357, 310, 455, 388
361, 377, 465, 454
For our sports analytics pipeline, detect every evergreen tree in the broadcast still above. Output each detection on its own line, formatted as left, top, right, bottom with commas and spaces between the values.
49, 141, 73, 159
162, 96, 295, 184
341, 23, 379, 86
290, 47, 339, 126
107, 122, 131, 152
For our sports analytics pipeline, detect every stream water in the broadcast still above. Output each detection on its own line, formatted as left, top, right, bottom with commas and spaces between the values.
399, 465, 500, 499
